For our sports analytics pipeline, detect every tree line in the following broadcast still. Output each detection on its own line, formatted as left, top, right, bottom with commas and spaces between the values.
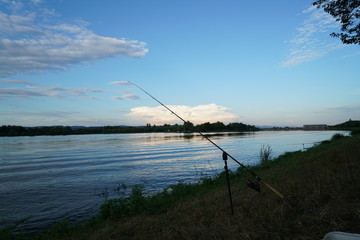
0, 122, 259, 137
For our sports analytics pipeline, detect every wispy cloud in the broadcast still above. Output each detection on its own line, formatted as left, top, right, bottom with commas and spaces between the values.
341, 51, 360, 59
0, 78, 34, 85
110, 81, 133, 86
0, 79, 103, 100
110, 81, 140, 100
125, 104, 238, 125
0, 1, 148, 76
1, 110, 79, 117
282, 5, 343, 67
314, 105, 360, 114
112, 93, 140, 100
0, 110, 123, 126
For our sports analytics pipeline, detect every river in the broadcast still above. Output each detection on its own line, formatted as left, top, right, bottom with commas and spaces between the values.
0, 130, 347, 233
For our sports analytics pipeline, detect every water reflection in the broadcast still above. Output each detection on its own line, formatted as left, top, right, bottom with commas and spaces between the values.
0, 130, 348, 233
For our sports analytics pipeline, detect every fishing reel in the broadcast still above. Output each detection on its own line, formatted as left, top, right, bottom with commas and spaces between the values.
246, 179, 261, 193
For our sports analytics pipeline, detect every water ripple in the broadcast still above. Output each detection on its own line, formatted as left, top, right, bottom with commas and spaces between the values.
0, 131, 347, 233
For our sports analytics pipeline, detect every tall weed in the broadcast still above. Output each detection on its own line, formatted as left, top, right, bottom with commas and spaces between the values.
259, 144, 273, 163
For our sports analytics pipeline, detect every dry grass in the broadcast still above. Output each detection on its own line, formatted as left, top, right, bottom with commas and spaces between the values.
24, 135, 360, 240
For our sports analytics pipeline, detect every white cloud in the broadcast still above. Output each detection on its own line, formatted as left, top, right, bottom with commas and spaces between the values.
0, 2, 148, 76
125, 103, 238, 125
282, 5, 343, 67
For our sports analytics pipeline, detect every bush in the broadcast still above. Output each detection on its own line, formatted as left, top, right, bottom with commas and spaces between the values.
331, 133, 345, 141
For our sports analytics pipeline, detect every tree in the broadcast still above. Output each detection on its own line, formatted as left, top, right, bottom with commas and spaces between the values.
183, 121, 194, 132
313, 0, 360, 45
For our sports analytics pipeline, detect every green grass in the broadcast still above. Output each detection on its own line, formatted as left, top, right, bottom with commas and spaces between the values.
4, 134, 360, 240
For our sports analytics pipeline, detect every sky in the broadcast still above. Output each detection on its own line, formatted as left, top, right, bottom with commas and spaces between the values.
1, 0, 359, 127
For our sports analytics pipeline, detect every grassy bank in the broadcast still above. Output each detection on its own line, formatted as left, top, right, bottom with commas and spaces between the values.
3, 133, 360, 239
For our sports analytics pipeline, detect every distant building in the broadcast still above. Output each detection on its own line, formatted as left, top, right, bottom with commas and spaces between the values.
303, 124, 328, 130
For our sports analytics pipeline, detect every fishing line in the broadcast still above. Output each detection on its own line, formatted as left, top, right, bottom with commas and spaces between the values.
129, 81, 297, 209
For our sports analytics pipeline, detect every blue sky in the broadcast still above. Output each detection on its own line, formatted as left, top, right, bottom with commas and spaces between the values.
1, 0, 359, 127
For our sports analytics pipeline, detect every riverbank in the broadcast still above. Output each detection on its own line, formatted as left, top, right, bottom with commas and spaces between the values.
3, 132, 360, 239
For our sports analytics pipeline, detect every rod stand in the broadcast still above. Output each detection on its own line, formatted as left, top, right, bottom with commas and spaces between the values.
223, 152, 234, 215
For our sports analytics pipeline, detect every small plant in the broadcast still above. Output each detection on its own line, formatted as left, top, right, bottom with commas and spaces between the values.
259, 145, 273, 163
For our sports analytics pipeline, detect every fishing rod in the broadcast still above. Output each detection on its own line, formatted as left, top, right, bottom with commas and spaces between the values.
129, 81, 297, 209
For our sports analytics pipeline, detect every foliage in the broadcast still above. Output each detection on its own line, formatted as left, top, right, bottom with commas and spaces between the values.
259, 144, 273, 163
0, 125, 73, 136
313, 0, 360, 44
99, 172, 232, 219
183, 121, 194, 132
100, 184, 146, 218
196, 121, 258, 132
330, 133, 346, 141
0, 122, 259, 137
329, 119, 360, 130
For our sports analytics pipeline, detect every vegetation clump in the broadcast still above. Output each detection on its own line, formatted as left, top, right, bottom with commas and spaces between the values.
259, 144, 273, 163
330, 133, 345, 141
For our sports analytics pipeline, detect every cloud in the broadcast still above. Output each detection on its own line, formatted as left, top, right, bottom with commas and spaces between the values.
110, 81, 140, 100
0, 1, 148, 76
0, 110, 123, 126
0, 78, 33, 85
0, 78, 103, 100
282, 5, 343, 67
110, 81, 133, 86
125, 103, 238, 125
1, 110, 79, 117
314, 105, 360, 114
341, 51, 360, 59
0, 84, 102, 100
112, 93, 140, 100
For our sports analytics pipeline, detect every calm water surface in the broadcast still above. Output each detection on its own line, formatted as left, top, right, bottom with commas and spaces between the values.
0, 130, 347, 232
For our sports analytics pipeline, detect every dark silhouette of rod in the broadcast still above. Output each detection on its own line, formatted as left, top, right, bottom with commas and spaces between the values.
129, 81, 297, 208
223, 152, 234, 215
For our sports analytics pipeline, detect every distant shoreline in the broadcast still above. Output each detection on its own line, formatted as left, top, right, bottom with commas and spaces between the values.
0, 122, 260, 137
1, 120, 358, 137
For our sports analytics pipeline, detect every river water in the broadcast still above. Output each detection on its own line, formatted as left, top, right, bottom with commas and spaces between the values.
0, 130, 347, 233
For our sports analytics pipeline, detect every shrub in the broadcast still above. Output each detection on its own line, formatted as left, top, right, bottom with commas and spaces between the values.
331, 133, 345, 141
